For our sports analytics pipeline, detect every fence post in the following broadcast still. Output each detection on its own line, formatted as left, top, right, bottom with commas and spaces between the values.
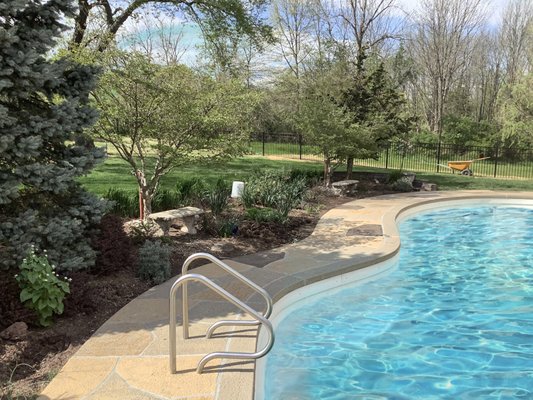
493, 142, 499, 178
262, 132, 265, 156
385, 144, 389, 169
436, 140, 442, 173
298, 134, 303, 160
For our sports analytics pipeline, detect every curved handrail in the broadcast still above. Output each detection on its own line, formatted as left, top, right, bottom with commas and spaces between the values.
181, 252, 272, 339
169, 273, 275, 374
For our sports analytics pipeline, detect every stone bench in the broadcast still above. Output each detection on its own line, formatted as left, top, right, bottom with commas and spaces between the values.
332, 180, 359, 196
148, 207, 204, 235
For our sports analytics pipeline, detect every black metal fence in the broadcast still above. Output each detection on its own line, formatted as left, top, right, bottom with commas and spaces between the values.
250, 133, 533, 180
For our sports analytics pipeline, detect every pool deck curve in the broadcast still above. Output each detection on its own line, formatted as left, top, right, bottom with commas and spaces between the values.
39, 190, 533, 400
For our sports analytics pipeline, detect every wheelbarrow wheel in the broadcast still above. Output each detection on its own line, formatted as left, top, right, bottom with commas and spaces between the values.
461, 169, 473, 176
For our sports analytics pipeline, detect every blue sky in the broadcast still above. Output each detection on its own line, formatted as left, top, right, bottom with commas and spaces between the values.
123, 0, 509, 66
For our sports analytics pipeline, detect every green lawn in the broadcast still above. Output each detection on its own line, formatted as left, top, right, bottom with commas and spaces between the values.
80, 154, 533, 196
246, 140, 533, 180
80, 155, 325, 196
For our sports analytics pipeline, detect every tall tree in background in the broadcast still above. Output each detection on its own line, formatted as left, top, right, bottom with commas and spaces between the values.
499, 0, 533, 85
409, 0, 485, 138
70, 0, 272, 51
0, 0, 107, 271
334, 0, 400, 177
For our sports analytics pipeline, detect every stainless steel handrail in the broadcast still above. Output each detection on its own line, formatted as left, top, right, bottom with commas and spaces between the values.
181, 252, 272, 339
169, 273, 275, 374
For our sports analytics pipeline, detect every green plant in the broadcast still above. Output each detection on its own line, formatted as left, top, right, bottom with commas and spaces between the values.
175, 177, 206, 206
104, 188, 138, 218
387, 169, 404, 184
152, 189, 181, 212
202, 179, 230, 216
391, 179, 413, 192
216, 217, 239, 237
129, 220, 160, 245
15, 247, 70, 327
245, 207, 284, 223
241, 170, 308, 221
0, 0, 107, 272
137, 240, 171, 284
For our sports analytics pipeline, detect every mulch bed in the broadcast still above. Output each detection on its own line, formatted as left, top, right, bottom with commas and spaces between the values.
0, 177, 397, 398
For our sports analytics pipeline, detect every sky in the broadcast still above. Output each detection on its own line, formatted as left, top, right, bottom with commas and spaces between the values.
121, 0, 510, 66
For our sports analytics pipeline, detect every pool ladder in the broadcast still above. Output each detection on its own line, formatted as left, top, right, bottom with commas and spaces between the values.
169, 252, 275, 374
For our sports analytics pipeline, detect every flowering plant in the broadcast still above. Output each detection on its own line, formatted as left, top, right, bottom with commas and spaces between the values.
15, 246, 71, 327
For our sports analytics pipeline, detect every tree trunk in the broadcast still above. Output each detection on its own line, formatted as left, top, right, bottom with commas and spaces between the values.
324, 158, 333, 187
141, 190, 152, 218
135, 169, 152, 219
70, 0, 90, 50
345, 156, 354, 179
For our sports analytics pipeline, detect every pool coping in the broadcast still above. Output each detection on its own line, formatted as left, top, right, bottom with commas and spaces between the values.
39, 190, 533, 400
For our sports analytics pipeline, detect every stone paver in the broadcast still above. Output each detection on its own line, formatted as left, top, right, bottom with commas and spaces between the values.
39, 191, 533, 400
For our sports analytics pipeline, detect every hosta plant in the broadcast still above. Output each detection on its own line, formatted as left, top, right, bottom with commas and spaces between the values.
15, 247, 70, 327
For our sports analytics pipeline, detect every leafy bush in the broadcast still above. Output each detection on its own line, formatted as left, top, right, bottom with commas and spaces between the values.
241, 170, 308, 221
289, 169, 322, 186
92, 214, 137, 275
137, 240, 171, 284
391, 179, 413, 192
202, 178, 230, 216
104, 188, 138, 218
387, 169, 404, 184
129, 219, 161, 245
245, 207, 284, 223
15, 247, 70, 327
216, 217, 239, 237
175, 177, 206, 206
152, 189, 181, 212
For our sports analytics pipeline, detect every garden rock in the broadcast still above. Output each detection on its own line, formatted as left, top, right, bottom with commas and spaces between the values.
331, 180, 359, 196
421, 182, 437, 191
0, 322, 28, 341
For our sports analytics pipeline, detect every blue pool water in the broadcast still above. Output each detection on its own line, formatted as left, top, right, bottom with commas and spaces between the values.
263, 206, 533, 399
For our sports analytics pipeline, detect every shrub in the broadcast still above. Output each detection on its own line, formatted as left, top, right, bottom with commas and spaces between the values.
129, 219, 161, 245
15, 247, 70, 327
137, 240, 171, 284
152, 189, 181, 212
245, 207, 284, 223
105, 188, 138, 218
387, 169, 404, 184
216, 217, 239, 237
289, 169, 322, 186
175, 177, 206, 206
391, 179, 413, 192
92, 214, 137, 275
202, 179, 230, 216
241, 170, 308, 221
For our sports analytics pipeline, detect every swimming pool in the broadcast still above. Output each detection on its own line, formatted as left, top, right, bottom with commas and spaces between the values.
261, 205, 533, 399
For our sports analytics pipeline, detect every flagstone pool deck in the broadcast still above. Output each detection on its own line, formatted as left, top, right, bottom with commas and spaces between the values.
39, 190, 533, 400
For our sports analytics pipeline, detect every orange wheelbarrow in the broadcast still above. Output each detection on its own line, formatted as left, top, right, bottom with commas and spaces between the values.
439, 157, 490, 176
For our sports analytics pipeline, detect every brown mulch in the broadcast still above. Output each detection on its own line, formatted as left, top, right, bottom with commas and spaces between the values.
0, 177, 396, 399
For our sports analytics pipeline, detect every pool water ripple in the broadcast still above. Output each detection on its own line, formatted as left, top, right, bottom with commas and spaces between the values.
264, 206, 533, 399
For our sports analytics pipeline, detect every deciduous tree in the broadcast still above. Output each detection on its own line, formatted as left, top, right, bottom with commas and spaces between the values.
92, 52, 258, 217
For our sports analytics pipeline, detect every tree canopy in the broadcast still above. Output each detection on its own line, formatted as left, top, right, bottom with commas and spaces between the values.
91, 52, 260, 215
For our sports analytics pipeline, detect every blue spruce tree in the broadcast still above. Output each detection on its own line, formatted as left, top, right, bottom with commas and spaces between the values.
0, 0, 108, 271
